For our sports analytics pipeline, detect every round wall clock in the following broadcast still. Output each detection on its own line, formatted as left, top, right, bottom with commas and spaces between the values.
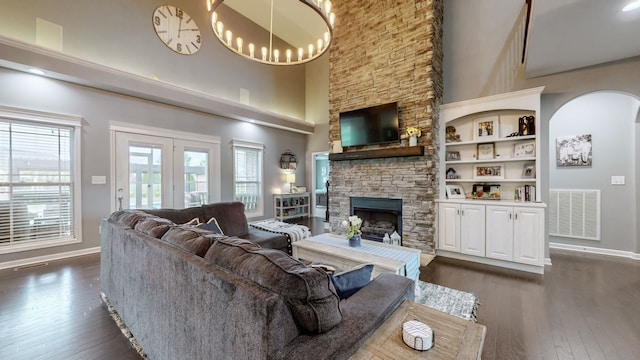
152, 5, 201, 55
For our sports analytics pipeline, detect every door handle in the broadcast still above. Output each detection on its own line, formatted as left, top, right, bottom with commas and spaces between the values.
117, 188, 124, 211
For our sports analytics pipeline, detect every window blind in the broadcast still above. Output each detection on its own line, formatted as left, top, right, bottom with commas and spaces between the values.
0, 121, 75, 245
233, 143, 263, 215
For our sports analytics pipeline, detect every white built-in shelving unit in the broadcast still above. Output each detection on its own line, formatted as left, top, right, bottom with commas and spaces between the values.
436, 87, 547, 274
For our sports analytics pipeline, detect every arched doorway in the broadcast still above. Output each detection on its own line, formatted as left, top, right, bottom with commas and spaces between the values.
547, 91, 639, 256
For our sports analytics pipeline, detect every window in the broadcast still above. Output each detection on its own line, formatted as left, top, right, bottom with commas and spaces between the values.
232, 140, 263, 217
0, 106, 81, 254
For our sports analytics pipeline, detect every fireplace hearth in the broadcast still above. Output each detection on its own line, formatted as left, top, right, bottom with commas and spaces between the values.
350, 197, 402, 243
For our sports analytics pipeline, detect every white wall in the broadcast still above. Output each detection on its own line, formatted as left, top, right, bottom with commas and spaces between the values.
0, 0, 307, 120
548, 92, 639, 252
0, 67, 307, 264
442, 0, 523, 103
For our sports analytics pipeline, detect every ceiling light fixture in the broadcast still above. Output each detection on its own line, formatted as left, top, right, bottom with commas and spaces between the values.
622, 0, 640, 12
206, 0, 335, 65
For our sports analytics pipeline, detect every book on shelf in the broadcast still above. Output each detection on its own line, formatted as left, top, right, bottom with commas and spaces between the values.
515, 185, 536, 202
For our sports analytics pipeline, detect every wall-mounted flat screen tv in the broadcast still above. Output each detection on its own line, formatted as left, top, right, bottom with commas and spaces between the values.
339, 102, 400, 147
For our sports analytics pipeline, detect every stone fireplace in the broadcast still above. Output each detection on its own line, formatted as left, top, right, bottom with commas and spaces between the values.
327, 0, 444, 255
351, 197, 402, 243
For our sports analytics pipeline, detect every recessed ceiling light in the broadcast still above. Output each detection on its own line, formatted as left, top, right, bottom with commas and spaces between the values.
28, 68, 45, 75
623, 0, 640, 12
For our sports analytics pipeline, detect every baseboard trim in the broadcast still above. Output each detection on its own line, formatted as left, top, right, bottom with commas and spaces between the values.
549, 242, 640, 261
0, 246, 101, 271
436, 250, 544, 274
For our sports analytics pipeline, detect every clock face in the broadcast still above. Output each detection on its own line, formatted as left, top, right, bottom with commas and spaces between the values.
152, 5, 201, 55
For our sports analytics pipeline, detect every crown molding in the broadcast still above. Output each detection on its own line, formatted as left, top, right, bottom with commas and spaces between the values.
0, 35, 314, 135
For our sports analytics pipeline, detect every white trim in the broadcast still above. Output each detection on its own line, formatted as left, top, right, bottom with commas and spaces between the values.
110, 121, 221, 144
0, 246, 100, 271
549, 242, 640, 261
0, 35, 314, 134
0, 104, 82, 127
436, 249, 545, 274
0, 237, 81, 255
231, 138, 265, 150
232, 141, 265, 218
0, 106, 83, 254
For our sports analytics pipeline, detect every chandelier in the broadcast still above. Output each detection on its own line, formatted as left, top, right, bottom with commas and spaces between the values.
206, 0, 335, 65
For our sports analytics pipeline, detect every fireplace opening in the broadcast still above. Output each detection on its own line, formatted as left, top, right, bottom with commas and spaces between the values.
350, 197, 402, 243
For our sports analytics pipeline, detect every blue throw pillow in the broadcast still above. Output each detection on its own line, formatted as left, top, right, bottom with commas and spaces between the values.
329, 263, 374, 300
198, 217, 224, 235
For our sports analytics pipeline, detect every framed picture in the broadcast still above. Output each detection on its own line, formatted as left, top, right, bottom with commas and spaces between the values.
445, 185, 466, 199
472, 183, 501, 200
518, 115, 535, 136
446, 151, 461, 161
513, 141, 536, 158
473, 116, 499, 141
522, 162, 536, 178
556, 134, 592, 167
476, 142, 495, 160
473, 163, 505, 180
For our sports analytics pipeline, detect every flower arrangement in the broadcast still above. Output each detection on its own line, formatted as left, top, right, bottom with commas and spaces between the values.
406, 127, 422, 137
342, 215, 363, 239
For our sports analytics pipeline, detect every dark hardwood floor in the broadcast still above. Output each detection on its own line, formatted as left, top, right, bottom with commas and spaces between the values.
421, 251, 640, 360
1, 217, 638, 359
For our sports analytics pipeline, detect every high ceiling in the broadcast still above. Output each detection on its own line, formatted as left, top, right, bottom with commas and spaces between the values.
526, 0, 640, 78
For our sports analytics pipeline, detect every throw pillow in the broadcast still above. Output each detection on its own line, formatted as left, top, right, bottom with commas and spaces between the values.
182, 217, 201, 226
198, 217, 224, 235
329, 263, 374, 300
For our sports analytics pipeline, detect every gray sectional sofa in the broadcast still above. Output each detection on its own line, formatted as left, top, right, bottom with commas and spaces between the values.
100, 204, 414, 360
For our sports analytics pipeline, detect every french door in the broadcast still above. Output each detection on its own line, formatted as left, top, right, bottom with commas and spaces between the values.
115, 133, 172, 210
114, 131, 220, 211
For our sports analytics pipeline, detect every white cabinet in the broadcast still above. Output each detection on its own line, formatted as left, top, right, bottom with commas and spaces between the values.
486, 205, 544, 266
438, 203, 460, 252
438, 203, 485, 257
513, 207, 544, 265
437, 87, 547, 274
485, 205, 514, 261
274, 193, 310, 221
438, 200, 545, 273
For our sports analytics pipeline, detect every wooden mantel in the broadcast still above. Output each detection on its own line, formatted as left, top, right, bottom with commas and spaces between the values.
328, 146, 424, 161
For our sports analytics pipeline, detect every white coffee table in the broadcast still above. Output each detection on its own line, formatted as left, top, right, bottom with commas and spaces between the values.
292, 233, 421, 280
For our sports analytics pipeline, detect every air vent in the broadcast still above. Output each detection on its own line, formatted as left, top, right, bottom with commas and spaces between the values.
549, 189, 600, 241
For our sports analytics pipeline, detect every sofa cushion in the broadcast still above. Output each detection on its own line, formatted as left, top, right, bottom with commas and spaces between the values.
134, 216, 174, 238
161, 226, 225, 257
202, 202, 249, 237
330, 263, 374, 300
204, 237, 342, 334
109, 210, 149, 228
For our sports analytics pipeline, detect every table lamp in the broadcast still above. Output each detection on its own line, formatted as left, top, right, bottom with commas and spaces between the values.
285, 173, 296, 193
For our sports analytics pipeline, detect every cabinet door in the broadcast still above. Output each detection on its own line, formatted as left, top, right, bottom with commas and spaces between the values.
438, 203, 460, 252
460, 204, 485, 256
486, 205, 514, 261
513, 208, 544, 266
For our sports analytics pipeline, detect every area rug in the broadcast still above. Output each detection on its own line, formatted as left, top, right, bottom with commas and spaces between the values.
414, 281, 479, 322
101, 292, 149, 359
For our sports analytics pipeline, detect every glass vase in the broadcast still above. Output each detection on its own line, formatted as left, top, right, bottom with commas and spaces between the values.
348, 234, 362, 247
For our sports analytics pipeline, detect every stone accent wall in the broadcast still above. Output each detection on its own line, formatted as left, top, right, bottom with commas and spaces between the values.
328, 0, 444, 254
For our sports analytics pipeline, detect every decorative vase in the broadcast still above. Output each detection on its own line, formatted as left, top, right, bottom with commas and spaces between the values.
409, 134, 418, 146
348, 234, 361, 247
